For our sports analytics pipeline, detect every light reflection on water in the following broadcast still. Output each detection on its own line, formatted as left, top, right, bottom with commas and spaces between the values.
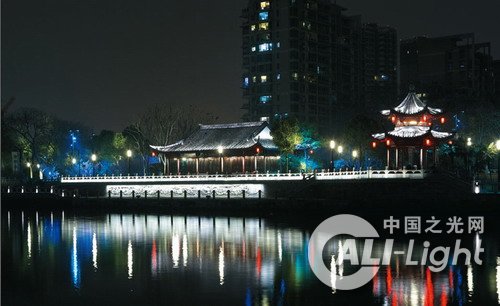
2, 210, 499, 305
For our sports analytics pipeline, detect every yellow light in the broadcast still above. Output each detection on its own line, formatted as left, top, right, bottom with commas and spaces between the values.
91, 154, 97, 162
467, 138, 472, 147
250, 24, 256, 31
260, 75, 267, 82
217, 146, 224, 154
26, 162, 31, 168
496, 140, 500, 151
36, 163, 40, 169
352, 150, 358, 158
258, 22, 269, 30
337, 146, 343, 154
71, 158, 77, 165
260, 1, 270, 10
126, 149, 132, 158
329, 140, 336, 149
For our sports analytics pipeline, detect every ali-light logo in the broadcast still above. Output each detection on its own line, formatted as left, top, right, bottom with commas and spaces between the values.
307, 214, 484, 290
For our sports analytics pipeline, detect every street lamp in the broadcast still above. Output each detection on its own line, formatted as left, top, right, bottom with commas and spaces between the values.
217, 146, 224, 173
91, 153, 97, 176
352, 150, 358, 170
126, 149, 132, 175
26, 162, 33, 179
337, 146, 343, 154
329, 140, 336, 171
36, 164, 43, 180
71, 157, 77, 165
466, 137, 472, 178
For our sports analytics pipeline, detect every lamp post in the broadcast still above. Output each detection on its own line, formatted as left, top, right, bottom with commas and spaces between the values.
218, 146, 224, 173
126, 149, 132, 175
352, 150, 358, 169
496, 139, 500, 193
329, 140, 336, 171
91, 153, 97, 176
337, 146, 343, 171
26, 162, 33, 179
466, 137, 472, 178
36, 163, 42, 180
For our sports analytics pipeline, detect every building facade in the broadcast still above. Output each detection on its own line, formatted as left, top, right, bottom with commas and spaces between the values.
400, 33, 495, 105
241, 0, 397, 135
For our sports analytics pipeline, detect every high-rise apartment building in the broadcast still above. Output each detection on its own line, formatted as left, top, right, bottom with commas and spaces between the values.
400, 33, 494, 105
241, 0, 397, 134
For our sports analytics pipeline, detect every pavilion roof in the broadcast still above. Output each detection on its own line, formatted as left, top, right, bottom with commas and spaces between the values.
151, 121, 278, 153
372, 126, 453, 140
380, 91, 443, 116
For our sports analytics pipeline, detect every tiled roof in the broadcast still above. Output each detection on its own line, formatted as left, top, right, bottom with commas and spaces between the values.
151, 121, 278, 153
381, 91, 443, 116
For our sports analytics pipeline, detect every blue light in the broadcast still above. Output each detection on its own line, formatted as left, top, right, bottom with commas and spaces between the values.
259, 95, 272, 103
243, 77, 249, 88
259, 11, 268, 21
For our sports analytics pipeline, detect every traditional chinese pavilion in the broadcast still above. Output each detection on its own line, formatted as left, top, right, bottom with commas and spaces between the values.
372, 87, 454, 169
151, 121, 280, 174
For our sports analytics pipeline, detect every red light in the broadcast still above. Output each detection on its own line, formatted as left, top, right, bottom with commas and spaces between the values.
440, 117, 445, 124
448, 140, 453, 145
423, 115, 428, 122
391, 116, 396, 123
386, 140, 391, 146
372, 141, 377, 149
256, 147, 260, 154
151, 152, 156, 157
425, 139, 431, 146
309, 149, 314, 154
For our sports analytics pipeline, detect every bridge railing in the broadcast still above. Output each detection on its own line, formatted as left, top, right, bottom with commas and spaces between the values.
60, 168, 430, 183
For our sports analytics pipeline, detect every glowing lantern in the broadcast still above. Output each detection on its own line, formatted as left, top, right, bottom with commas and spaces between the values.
256, 147, 261, 154
309, 149, 314, 154
391, 116, 396, 123
423, 115, 428, 122
448, 140, 453, 145
371, 141, 377, 149
425, 139, 431, 146
440, 117, 445, 124
386, 139, 391, 146
151, 151, 156, 157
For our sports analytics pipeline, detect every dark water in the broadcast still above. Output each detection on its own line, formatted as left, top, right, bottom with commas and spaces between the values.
2, 210, 499, 305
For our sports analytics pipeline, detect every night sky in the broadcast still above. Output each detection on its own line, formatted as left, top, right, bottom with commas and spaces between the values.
2, 0, 499, 131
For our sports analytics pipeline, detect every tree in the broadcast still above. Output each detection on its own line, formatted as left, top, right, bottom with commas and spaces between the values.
270, 118, 302, 172
343, 114, 382, 168
3, 107, 55, 163
124, 104, 218, 174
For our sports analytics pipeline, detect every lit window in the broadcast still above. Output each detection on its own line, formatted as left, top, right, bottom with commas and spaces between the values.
252, 76, 257, 82
250, 25, 256, 31
258, 43, 272, 52
251, 46, 256, 52
276, 73, 280, 80
259, 22, 269, 30
260, 1, 270, 10
292, 72, 298, 80
276, 42, 280, 48
260, 75, 267, 82
243, 77, 249, 88
380, 74, 388, 81
259, 95, 272, 103
259, 12, 269, 21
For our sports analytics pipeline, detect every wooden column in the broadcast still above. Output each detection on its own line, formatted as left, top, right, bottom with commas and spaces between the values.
264, 156, 267, 172
386, 148, 390, 169
254, 156, 258, 172
195, 158, 199, 174
395, 148, 399, 169
166, 158, 170, 174
177, 158, 180, 174
420, 148, 424, 170
242, 157, 245, 173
